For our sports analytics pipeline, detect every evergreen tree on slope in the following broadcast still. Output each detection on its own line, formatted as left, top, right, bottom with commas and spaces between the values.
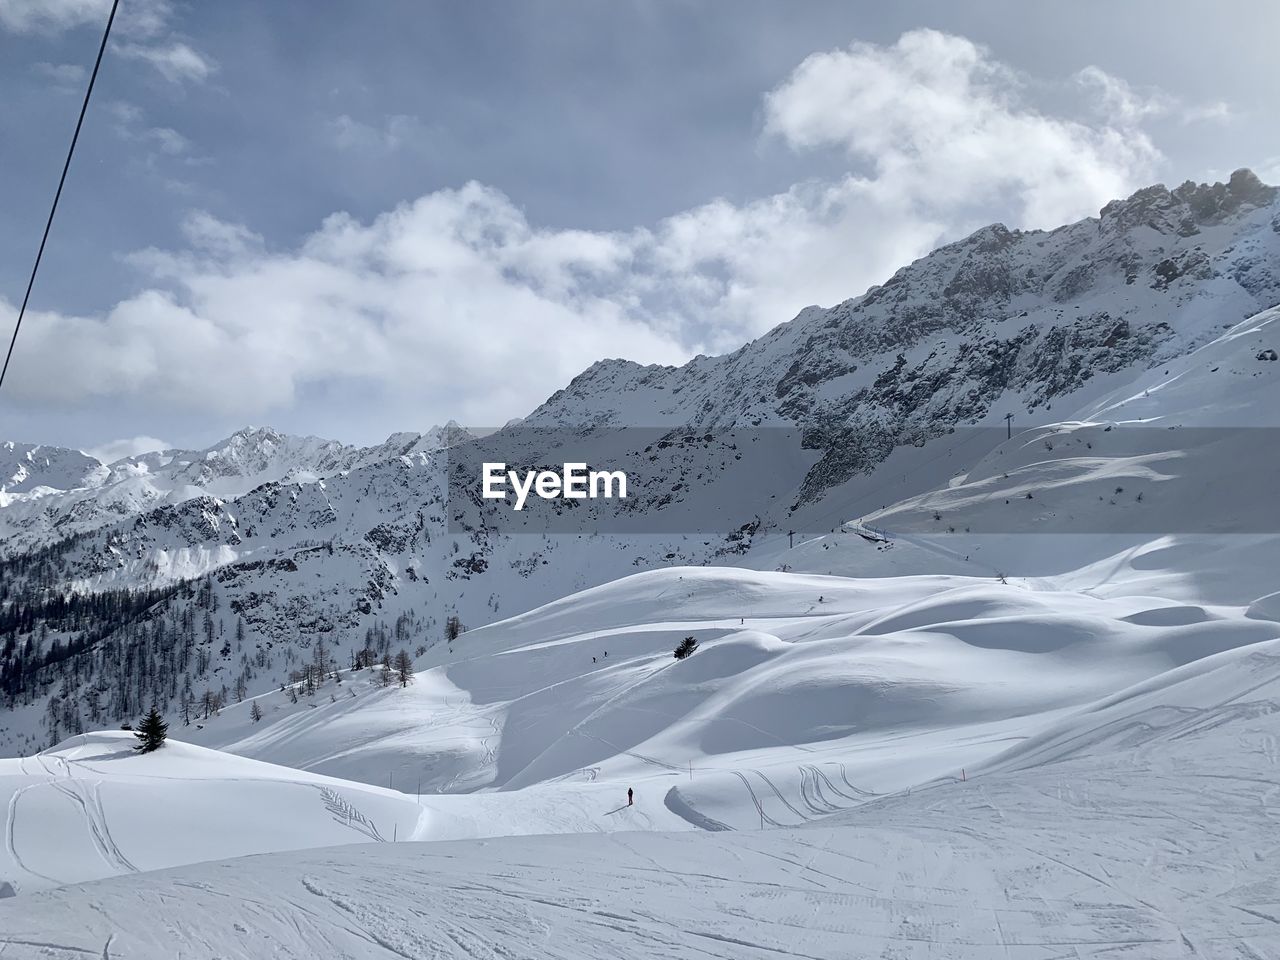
134, 706, 168, 753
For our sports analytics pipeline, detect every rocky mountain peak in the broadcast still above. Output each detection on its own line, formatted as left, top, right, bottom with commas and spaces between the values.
0, 441, 104, 494
1099, 168, 1276, 235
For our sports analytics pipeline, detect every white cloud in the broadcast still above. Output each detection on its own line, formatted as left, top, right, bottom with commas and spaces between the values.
1, 0, 214, 86
1074, 65, 1170, 124
115, 40, 215, 84
763, 29, 1161, 228
328, 114, 429, 153
1075, 65, 1230, 127
146, 126, 190, 155
0, 0, 108, 34
0, 30, 1191, 428
0, 187, 686, 424
108, 100, 194, 165
32, 61, 86, 88
0, 0, 172, 35
0, 0, 170, 36
108, 100, 143, 124
85, 435, 169, 463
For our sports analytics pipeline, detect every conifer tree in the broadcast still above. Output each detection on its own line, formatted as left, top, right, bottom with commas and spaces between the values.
394, 649, 414, 687
133, 706, 167, 753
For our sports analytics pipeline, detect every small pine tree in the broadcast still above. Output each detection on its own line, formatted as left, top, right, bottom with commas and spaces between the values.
250, 701, 263, 724
133, 706, 168, 753
445, 615, 464, 643
673, 636, 699, 660
394, 649, 414, 687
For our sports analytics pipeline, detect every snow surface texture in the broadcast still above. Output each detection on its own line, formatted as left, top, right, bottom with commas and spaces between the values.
3, 610, 1280, 956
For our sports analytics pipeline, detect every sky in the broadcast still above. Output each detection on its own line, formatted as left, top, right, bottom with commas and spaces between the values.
1, 0, 1278, 457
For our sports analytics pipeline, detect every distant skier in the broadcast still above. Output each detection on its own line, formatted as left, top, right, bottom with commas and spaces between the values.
592, 656, 597, 663
627, 787, 633, 806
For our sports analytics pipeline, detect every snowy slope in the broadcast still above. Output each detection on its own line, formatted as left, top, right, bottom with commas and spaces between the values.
795, 303, 1280, 607
5, 634, 1280, 957
6, 554, 1275, 899
0, 727, 695, 898
164, 563, 1275, 808
0, 731, 424, 895
5, 190, 1280, 753
866, 305, 1280, 533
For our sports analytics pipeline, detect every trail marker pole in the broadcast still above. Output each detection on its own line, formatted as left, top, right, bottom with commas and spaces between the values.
1004, 413, 1013, 439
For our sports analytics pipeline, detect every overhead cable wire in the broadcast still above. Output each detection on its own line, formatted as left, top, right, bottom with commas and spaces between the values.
0, 0, 121, 392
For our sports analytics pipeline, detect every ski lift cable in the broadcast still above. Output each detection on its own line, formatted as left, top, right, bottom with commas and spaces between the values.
0, 0, 121, 393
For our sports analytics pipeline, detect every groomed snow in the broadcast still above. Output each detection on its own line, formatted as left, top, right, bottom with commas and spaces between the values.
1, 554, 1277, 957
4, 634, 1280, 957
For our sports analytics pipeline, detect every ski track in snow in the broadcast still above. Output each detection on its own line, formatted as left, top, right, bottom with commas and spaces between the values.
5, 784, 63, 887
730, 770, 785, 828
36, 776, 138, 876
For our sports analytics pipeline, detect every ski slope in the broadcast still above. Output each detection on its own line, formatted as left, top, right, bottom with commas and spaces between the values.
4, 560, 1275, 890
0, 728, 701, 897
177, 564, 1277, 804
5, 635, 1280, 957
4, 249, 1280, 953
0, 732, 426, 894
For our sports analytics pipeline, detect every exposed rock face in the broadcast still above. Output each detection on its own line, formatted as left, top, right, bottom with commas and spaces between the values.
533, 170, 1280, 496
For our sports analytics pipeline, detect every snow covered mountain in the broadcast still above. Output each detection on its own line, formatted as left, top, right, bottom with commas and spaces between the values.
2, 171, 1279, 755
0, 442, 103, 496
534, 170, 1278, 436
3, 172, 1280, 956
0, 425, 461, 558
